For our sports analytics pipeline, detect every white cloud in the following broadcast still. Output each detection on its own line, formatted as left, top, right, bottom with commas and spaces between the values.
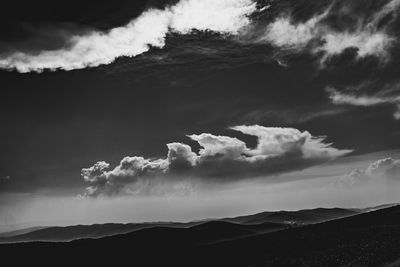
366, 157, 399, 175
318, 31, 393, 62
231, 125, 349, 159
258, 15, 321, 49
188, 133, 247, 159
82, 125, 352, 197
370, 0, 400, 25
167, 142, 198, 169
2, 0, 399, 72
326, 85, 400, 119
327, 87, 396, 106
0, 0, 257, 73
256, 0, 400, 64
170, 0, 256, 34
338, 157, 400, 187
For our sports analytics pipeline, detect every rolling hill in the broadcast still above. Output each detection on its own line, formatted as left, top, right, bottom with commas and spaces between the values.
0, 206, 360, 243
2, 205, 399, 266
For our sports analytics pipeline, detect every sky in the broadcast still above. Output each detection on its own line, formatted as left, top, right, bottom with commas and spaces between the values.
1, 0, 400, 230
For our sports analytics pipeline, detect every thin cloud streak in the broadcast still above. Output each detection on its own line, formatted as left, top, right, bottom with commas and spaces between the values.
326, 83, 400, 119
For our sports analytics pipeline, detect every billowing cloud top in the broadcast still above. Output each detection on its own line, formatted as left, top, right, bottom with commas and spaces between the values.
82, 125, 352, 197
1, 0, 399, 72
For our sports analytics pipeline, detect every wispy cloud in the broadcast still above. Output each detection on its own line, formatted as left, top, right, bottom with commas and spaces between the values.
317, 32, 394, 63
238, 106, 349, 125
255, 0, 400, 64
2, 0, 399, 72
257, 11, 327, 50
326, 83, 400, 119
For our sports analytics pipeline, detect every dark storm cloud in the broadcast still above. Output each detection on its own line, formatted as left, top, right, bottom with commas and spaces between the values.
1, 0, 399, 72
82, 125, 352, 196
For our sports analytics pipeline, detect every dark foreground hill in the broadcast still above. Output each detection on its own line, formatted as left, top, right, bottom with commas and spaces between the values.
1, 205, 400, 266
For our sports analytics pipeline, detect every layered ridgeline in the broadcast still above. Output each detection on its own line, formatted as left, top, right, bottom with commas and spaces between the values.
0, 204, 396, 243
0, 204, 399, 266
1, 0, 399, 72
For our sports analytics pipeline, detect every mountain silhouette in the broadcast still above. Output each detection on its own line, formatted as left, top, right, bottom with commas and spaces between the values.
1, 205, 399, 266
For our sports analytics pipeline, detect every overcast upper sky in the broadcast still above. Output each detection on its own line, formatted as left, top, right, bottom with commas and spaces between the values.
1, 0, 400, 229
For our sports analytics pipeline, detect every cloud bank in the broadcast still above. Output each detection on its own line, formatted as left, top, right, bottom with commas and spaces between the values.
82, 125, 352, 197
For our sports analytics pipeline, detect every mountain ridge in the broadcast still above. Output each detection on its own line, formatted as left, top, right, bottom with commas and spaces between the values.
1, 204, 395, 243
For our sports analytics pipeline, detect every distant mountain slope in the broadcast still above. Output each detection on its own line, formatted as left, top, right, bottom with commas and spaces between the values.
0, 207, 359, 243
0, 221, 200, 243
0, 226, 48, 238
1, 205, 399, 267
357, 203, 400, 213
200, 204, 400, 267
221, 207, 360, 225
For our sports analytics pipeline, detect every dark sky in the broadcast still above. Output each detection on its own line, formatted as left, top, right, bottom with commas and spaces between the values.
1, 0, 400, 196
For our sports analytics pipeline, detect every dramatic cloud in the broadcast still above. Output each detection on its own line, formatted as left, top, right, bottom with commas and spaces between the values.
0, 0, 257, 72
326, 83, 400, 119
2, 0, 399, 72
82, 125, 352, 197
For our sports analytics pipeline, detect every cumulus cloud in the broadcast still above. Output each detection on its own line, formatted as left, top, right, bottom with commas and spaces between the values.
82, 125, 352, 197
366, 157, 400, 177
82, 158, 168, 196
0, 0, 257, 72
338, 157, 400, 187
326, 83, 400, 119
256, 0, 400, 64
188, 133, 247, 159
231, 125, 348, 159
